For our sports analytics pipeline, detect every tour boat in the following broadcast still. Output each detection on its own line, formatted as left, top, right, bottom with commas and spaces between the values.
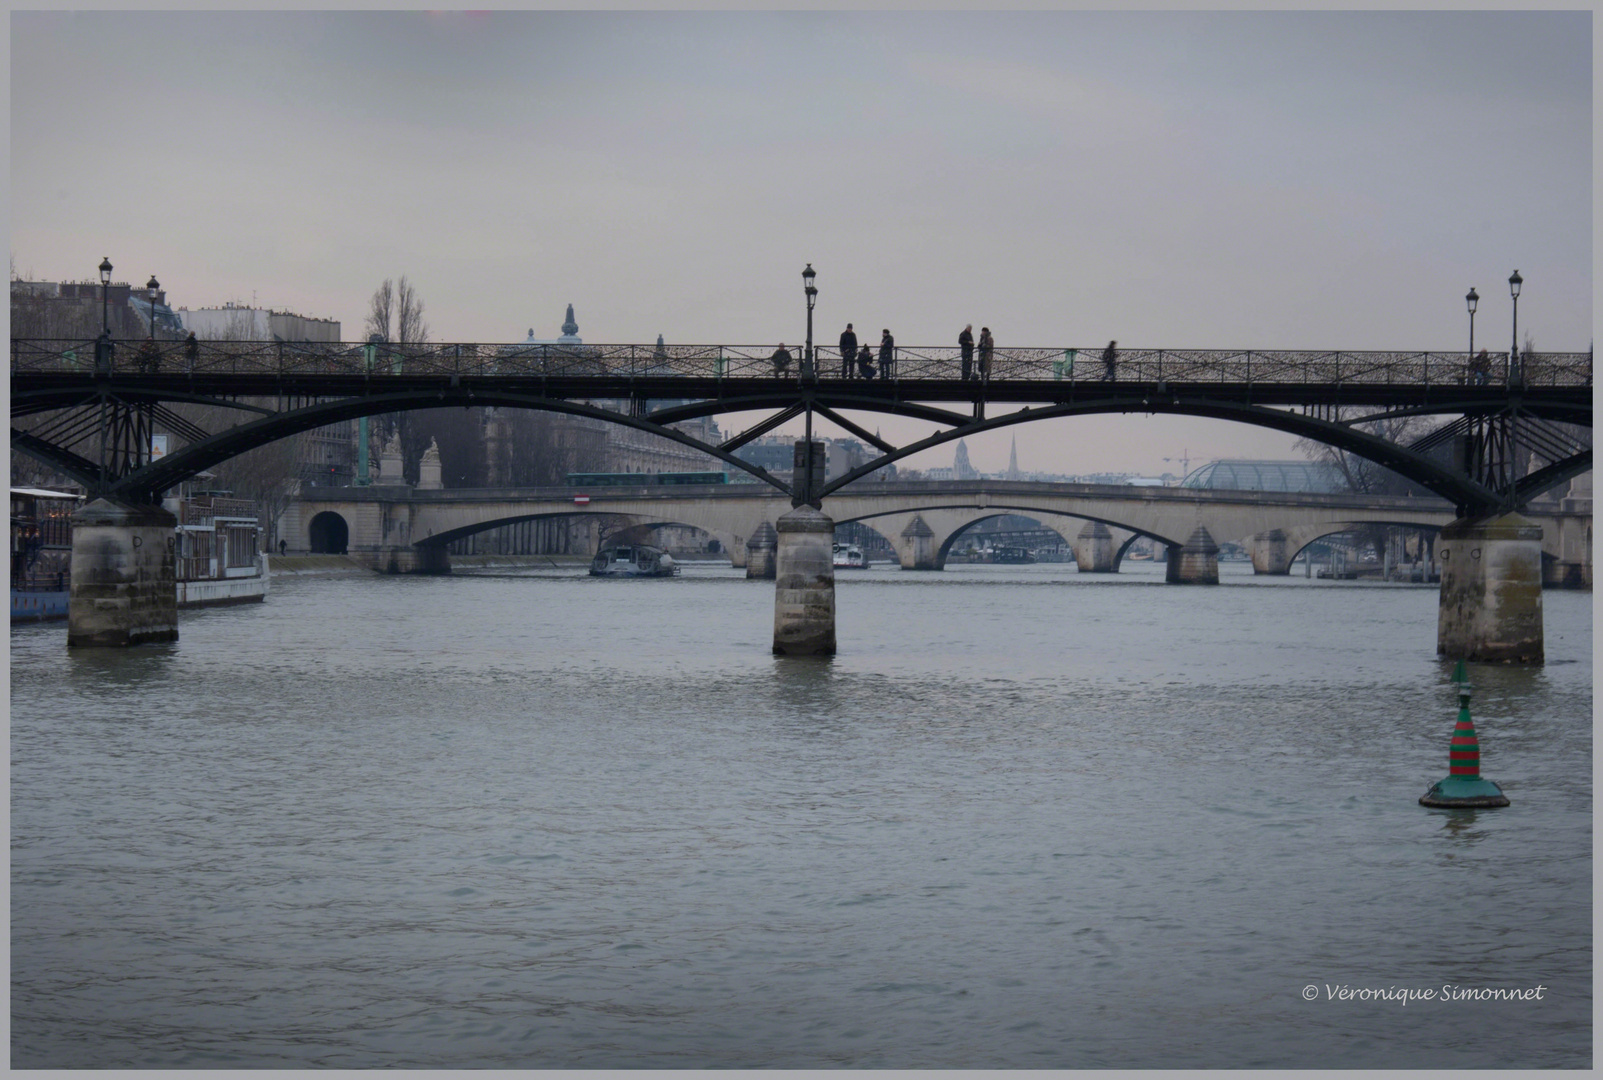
589, 544, 679, 578
832, 542, 868, 569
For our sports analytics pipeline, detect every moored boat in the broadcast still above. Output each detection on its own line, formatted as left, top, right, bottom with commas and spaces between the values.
166, 485, 270, 607
589, 544, 679, 577
11, 487, 79, 621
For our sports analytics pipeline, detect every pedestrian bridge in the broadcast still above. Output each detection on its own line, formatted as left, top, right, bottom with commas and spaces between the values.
282, 478, 1592, 582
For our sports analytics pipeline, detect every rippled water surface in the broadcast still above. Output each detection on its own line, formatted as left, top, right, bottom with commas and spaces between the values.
11, 560, 1592, 1068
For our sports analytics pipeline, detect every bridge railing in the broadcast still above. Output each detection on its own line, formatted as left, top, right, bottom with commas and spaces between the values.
10, 338, 1593, 387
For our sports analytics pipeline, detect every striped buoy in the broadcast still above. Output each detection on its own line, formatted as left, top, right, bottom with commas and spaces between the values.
1420, 660, 1509, 808
1449, 697, 1482, 777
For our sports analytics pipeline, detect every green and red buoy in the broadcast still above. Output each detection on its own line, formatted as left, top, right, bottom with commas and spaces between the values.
1419, 660, 1510, 809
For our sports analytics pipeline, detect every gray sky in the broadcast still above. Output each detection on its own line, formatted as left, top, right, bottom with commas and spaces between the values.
10, 11, 1593, 477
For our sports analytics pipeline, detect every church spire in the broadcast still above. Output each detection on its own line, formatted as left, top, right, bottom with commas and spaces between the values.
561, 303, 578, 338
1007, 435, 1021, 481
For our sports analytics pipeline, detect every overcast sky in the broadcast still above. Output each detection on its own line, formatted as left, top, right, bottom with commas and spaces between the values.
10, 10, 1593, 477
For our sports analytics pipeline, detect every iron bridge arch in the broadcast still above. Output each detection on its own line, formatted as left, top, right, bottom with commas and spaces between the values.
11, 339, 1591, 516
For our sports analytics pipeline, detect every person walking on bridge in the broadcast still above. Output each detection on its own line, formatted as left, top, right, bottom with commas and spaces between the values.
978, 327, 994, 384
879, 329, 896, 381
839, 323, 858, 379
771, 343, 793, 377
959, 324, 974, 381
1102, 340, 1118, 381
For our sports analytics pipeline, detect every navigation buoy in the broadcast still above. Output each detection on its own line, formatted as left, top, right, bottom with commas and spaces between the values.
1419, 660, 1510, 808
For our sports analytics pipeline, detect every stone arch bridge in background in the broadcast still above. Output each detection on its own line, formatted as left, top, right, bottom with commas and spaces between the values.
282, 478, 1590, 588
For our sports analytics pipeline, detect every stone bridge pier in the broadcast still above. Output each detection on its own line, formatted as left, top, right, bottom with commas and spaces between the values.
1438, 513, 1544, 663
773, 506, 835, 655
67, 498, 179, 647
1165, 525, 1220, 584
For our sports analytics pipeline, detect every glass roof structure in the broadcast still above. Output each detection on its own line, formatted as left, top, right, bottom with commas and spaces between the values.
1179, 459, 1349, 494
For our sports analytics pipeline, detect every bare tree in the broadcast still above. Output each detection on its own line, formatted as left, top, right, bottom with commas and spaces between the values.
365, 279, 394, 343
396, 275, 428, 344
364, 275, 428, 345
364, 275, 432, 480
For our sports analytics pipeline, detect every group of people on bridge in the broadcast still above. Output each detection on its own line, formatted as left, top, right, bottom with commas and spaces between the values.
836, 324, 899, 380
767, 325, 1122, 385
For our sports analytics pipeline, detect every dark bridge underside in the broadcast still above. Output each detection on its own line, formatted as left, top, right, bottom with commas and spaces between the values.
12, 370, 1592, 516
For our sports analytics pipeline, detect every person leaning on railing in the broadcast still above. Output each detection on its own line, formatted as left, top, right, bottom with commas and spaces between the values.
1469, 348, 1491, 386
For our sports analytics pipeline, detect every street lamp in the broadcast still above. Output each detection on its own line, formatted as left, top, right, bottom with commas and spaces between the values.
1508, 269, 1523, 383
99, 257, 113, 335
1465, 287, 1478, 382
801, 263, 817, 377
146, 275, 160, 341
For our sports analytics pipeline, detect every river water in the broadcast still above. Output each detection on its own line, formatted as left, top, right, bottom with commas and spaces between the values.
10, 560, 1592, 1069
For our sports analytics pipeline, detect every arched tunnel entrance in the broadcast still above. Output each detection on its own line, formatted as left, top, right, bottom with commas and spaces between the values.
308, 511, 350, 554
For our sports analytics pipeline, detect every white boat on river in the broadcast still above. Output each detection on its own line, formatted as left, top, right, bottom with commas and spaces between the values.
589, 544, 679, 578
832, 542, 868, 569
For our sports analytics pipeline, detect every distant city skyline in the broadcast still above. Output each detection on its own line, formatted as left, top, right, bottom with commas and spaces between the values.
11, 10, 1591, 477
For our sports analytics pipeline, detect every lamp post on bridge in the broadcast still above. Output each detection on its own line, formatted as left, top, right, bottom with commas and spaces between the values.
146, 275, 160, 342
1465, 286, 1478, 365
94, 257, 115, 378
802, 263, 817, 378
1508, 269, 1522, 384
99, 257, 112, 335
800, 262, 819, 505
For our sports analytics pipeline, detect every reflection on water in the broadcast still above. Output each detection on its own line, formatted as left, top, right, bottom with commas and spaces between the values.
10, 561, 1591, 1068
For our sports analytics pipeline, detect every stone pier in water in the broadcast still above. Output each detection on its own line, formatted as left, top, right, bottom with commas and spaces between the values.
1165, 525, 1220, 584
746, 521, 778, 580
1437, 512, 1544, 663
1072, 521, 1118, 572
772, 505, 835, 655
67, 498, 179, 647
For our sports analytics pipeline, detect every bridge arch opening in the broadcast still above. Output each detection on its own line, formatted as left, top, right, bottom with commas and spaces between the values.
308, 511, 350, 554
938, 513, 1070, 564
833, 519, 895, 561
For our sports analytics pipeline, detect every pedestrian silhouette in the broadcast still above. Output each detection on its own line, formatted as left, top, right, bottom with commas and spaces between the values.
978, 327, 994, 383
1102, 340, 1118, 381
879, 329, 895, 381
839, 323, 858, 379
771, 343, 792, 377
1471, 348, 1491, 386
959, 324, 974, 381
857, 343, 875, 379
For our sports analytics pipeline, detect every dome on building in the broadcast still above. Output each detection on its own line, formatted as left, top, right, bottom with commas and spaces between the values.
1180, 459, 1348, 493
